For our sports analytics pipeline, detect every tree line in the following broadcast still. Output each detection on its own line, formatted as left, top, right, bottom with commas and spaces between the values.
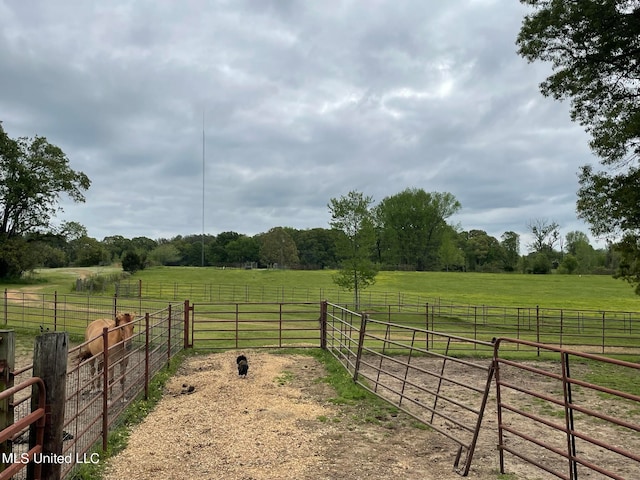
2, 203, 616, 277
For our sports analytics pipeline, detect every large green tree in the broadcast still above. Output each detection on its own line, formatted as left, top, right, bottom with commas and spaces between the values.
376, 189, 461, 270
500, 231, 521, 272
328, 191, 378, 308
102, 235, 132, 263
438, 227, 465, 272
463, 230, 503, 272
148, 243, 182, 266
71, 236, 110, 267
563, 230, 598, 274
516, 1, 640, 290
208, 231, 240, 264
258, 227, 299, 268
0, 124, 90, 278
225, 235, 260, 264
293, 228, 340, 269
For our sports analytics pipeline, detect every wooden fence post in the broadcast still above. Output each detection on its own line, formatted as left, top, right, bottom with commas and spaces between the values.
0, 330, 14, 474
31, 331, 68, 480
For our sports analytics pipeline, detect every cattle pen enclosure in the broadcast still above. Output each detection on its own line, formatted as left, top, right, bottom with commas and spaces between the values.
1, 290, 640, 479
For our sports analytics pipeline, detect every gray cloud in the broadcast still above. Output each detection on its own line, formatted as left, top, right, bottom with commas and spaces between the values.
0, 0, 604, 250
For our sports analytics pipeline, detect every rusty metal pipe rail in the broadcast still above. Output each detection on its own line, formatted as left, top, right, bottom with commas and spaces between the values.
361, 348, 488, 396
328, 308, 496, 476
494, 365, 638, 458
354, 369, 479, 446
357, 353, 485, 418
360, 373, 479, 435
494, 337, 640, 480
359, 337, 490, 393
500, 421, 630, 480
365, 316, 496, 347
0, 376, 46, 480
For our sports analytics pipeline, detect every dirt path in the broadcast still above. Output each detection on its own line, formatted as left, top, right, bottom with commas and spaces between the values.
102, 351, 497, 480
101, 351, 640, 480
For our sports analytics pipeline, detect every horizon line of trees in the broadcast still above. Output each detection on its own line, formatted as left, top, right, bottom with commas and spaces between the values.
20, 211, 616, 277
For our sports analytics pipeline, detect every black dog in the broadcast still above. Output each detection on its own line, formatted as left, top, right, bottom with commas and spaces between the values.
236, 355, 249, 378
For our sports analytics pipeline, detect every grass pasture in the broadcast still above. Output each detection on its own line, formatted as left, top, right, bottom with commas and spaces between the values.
5, 266, 638, 311
126, 268, 640, 354
124, 267, 640, 311
3, 266, 640, 356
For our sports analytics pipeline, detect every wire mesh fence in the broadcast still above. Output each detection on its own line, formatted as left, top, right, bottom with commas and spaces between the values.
0, 299, 183, 480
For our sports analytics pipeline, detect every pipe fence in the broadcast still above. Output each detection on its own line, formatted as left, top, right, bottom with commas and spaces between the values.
324, 303, 640, 477
61, 303, 183, 479
2, 292, 640, 478
115, 280, 426, 305
6, 289, 639, 354
324, 302, 496, 475
3, 289, 180, 338
188, 301, 322, 350
493, 338, 640, 480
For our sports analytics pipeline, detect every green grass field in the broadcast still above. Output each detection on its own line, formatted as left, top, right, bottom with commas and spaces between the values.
130, 267, 640, 311
4, 266, 640, 357
4, 266, 640, 311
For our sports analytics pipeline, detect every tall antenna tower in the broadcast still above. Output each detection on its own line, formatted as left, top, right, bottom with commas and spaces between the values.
201, 111, 205, 267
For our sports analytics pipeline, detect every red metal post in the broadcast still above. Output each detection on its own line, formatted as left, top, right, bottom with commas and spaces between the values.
102, 326, 109, 451
235, 303, 239, 349
183, 300, 190, 350
167, 304, 172, 367
320, 301, 327, 350
144, 314, 150, 400
279, 303, 283, 348
353, 313, 367, 382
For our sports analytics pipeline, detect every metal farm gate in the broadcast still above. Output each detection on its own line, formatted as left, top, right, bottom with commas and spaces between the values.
493, 338, 640, 480
323, 302, 496, 476
186, 301, 323, 350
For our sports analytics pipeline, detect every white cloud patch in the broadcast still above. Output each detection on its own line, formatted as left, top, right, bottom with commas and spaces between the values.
0, 0, 604, 248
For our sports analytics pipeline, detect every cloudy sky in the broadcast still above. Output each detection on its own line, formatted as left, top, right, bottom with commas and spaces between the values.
0, 0, 605, 250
